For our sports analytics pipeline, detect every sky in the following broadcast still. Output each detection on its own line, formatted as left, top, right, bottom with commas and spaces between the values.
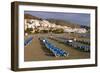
24, 11, 90, 26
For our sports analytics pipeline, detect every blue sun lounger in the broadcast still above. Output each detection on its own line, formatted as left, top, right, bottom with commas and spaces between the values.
24, 37, 33, 46
42, 39, 69, 57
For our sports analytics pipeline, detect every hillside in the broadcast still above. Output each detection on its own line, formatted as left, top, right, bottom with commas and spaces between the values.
46, 19, 81, 28
24, 14, 89, 29
24, 14, 41, 20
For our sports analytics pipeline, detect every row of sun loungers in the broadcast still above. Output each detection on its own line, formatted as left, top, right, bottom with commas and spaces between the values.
49, 37, 90, 52
76, 40, 90, 45
24, 36, 33, 46
40, 38, 69, 57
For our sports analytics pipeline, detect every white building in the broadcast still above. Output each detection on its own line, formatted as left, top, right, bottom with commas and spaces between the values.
24, 18, 87, 34
73, 28, 87, 33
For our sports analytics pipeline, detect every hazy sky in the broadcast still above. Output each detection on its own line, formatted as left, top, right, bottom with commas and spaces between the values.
24, 11, 90, 26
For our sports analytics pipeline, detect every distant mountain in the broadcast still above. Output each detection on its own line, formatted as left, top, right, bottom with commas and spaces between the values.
80, 25, 90, 30
24, 14, 41, 20
46, 19, 81, 28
